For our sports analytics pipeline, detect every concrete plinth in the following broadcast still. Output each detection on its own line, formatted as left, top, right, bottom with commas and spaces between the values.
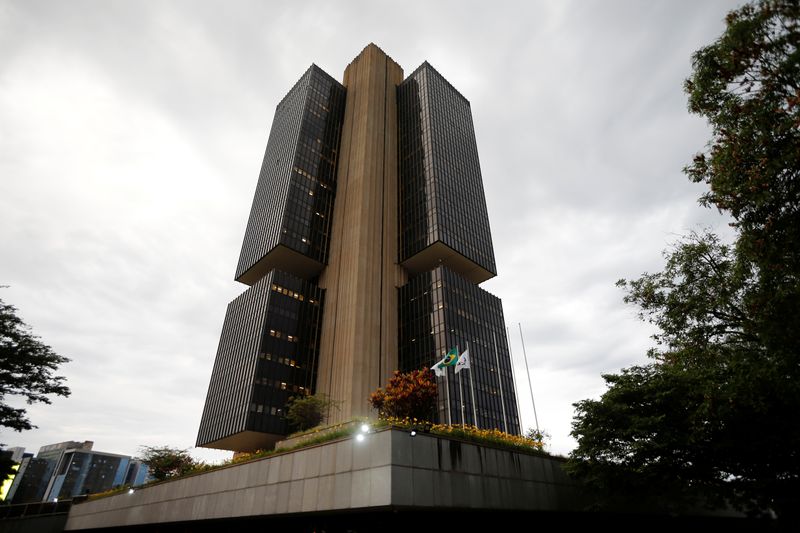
65, 428, 580, 530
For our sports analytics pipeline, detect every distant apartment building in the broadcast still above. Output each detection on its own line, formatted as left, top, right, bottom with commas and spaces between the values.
3, 447, 26, 464
5, 440, 150, 503
0, 447, 31, 501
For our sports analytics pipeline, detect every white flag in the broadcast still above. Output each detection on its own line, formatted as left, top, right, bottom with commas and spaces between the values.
455, 349, 470, 374
432, 354, 448, 377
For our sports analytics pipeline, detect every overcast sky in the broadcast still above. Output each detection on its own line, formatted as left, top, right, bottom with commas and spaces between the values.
0, 0, 740, 462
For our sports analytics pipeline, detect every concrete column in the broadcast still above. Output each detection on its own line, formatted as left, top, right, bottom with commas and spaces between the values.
317, 44, 405, 423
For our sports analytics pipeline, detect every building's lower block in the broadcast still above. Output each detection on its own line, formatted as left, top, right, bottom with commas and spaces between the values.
399, 266, 521, 434
65, 428, 583, 530
196, 269, 325, 452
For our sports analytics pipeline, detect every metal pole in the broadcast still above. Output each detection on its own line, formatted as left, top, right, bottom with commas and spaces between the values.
519, 323, 540, 432
457, 344, 465, 426
436, 374, 444, 424
458, 374, 466, 426
493, 331, 508, 434
467, 341, 478, 428
444, 365, 452, 425
506, 326, 523, 434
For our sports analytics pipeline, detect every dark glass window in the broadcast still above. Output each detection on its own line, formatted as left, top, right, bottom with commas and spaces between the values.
399, 266, 520, 435
236, 66, 346, 283
398, 63, 497, 275
197, 269, 325, 446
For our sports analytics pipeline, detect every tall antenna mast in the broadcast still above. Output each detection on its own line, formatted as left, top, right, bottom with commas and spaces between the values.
518, 323, 540, 432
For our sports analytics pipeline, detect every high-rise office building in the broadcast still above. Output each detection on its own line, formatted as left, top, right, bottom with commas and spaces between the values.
6, 441, 150, 503
197, 44, 521, 452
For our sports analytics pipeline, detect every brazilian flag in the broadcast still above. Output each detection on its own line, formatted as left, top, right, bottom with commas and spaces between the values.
442, 348, 460, 366
432, 348, 460, 377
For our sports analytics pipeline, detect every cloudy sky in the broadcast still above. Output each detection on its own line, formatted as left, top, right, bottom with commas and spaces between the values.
1, 0, 740, 461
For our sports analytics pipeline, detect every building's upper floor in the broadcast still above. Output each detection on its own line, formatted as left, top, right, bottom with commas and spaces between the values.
398, 61, 497, 282
233, 54, 498, 288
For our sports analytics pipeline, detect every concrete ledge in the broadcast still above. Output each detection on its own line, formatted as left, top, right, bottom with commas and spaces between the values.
275, 420, 361, 452
65, 428, 580, 530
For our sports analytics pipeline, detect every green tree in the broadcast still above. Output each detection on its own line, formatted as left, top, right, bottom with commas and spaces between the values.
685, 0, 800, 280
0, 294, 71, 432
138, 446, 199, 482
0, 292, 71, 483
285, 394, 337, 432
568, 0, 800, 520
369, 368, 437, 422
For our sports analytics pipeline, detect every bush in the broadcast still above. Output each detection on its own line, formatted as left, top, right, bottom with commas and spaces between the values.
285, 394, 336, 431
525, 427, 550, 449
138, 446, 199, 482
369, 368, 437, 422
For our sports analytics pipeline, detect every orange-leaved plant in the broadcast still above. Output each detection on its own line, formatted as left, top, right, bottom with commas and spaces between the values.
369, 368, 437, 422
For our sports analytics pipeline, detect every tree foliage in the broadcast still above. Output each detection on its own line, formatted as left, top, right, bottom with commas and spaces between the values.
568, 0, 800, 520
0, 293, 70, 433
138, 446, 198, 482
524, 427, 551, 450
685, 0, 800, 269
285, 394, 336, 432
369, 368, 437, 422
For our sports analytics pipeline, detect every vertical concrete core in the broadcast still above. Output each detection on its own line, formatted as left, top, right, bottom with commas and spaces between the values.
317, 44, 405, 423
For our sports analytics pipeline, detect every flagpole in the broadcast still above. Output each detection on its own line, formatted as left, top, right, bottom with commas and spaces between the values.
467, 341, 478, 428
458, 369, 466, 426
444, 364, 452, 425
436, 374, 444, 424
493, 331, 508, 434
519, 323, 540, 433
506, 326, 523, 433
457, 344, 465, 426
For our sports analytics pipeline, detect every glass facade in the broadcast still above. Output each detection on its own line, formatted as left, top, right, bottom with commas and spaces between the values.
201, 64, 341, 450
398, 62, 496, 277
8, 458, 54, 503
8, 445, 145, 503
49, 452, 127, 500
196, 269, 324, 449
399, 266, 520, 435
123, 460, 150, 487
236, 65, 346, 284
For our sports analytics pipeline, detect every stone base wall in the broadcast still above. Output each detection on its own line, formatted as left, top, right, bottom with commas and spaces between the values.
65, 428, 581, 530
